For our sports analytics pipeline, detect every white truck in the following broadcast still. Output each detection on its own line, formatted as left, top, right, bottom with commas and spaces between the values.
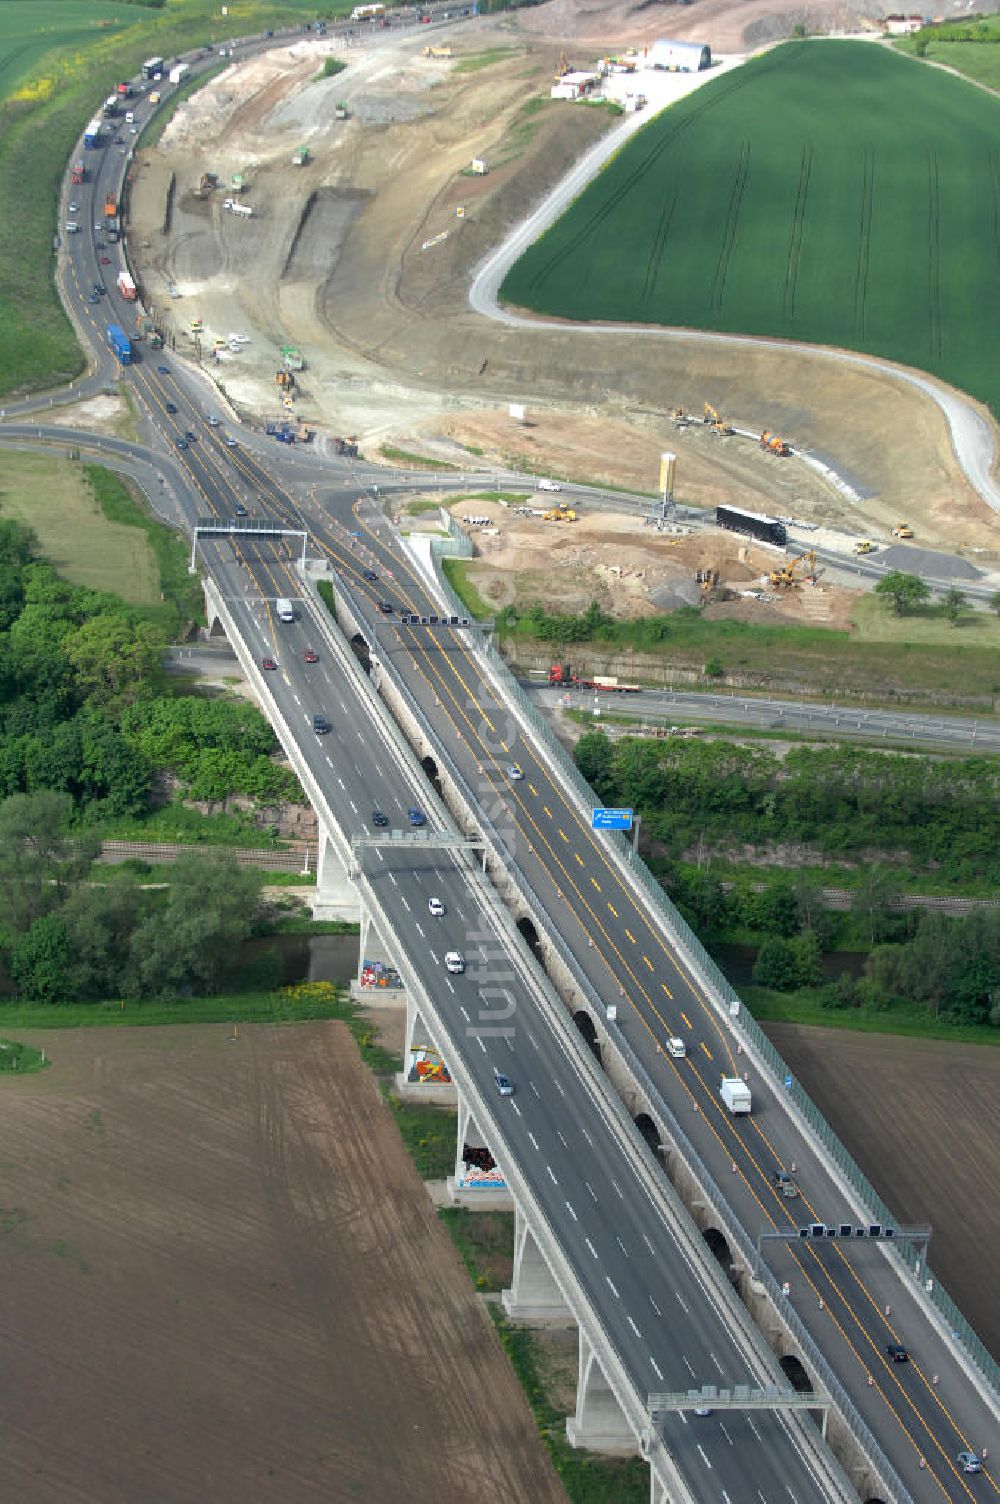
720, 1077, 752, 1115
276, 598, 295, 624
169, 62, 190, 85
223, 198, 254, 218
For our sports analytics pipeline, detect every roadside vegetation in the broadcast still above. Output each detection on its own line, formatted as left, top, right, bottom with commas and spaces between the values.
502, 41, 1000, 415
0, 1037, 47, 1073
0, 0, 351, 398
492, 595, 1000, 709
896, 14, 1000, 91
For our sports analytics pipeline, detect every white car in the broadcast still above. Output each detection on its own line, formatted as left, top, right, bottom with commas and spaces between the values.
206, 415, 220, 426
494, 1070, 514, 1098
445, 950, 465, 974
667, 1037, 686, 1059
506, 764, 525, 781
428, 897, 445, 917
537, 478, 561, 493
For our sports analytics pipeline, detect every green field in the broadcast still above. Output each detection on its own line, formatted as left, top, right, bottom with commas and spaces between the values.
502, 42, 1000, 414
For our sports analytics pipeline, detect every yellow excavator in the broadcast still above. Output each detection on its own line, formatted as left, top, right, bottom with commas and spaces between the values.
544, 505, 577, 523
769, 549, 817, 588
704, 402, 734, 435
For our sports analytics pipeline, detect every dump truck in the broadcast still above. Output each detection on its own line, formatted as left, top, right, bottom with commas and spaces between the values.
223, 198, 254, 218
117, 270, 137, 301
104, 194, 117, 220
230, 172, 245, 193
107, 323, 132, 365
720, 1077, 752, 1115
293, 146, 309, 166
548, 664, 640, 693
265, 419, 296, 445
281, 344, 304, 371
334, 101, 348, 120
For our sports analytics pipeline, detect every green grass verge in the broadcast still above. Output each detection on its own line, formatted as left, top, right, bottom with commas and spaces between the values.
438, 1207, 515, 1292
383, 1093, 456, 1180
405, 498, 444, 516
452, 47, 519, 73
745, 984, 1000, 1045
489, 1310, 649, 1503
442, 556, 493, 617
95, 804, 293, 848
896, 16, 1000, 91
0, 985, 347, 1031
850, 591, 1000, 648
0, 451, 160, 604
502, 40, 1000, 415
0, 1038, 49, 1074
84, 464, 205, 629
379, 445, 459, 471
674, 854, 1000, 900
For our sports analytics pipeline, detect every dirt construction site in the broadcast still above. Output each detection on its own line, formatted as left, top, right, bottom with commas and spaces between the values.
127, 14, 997, 627
0, 1024, 564, 1504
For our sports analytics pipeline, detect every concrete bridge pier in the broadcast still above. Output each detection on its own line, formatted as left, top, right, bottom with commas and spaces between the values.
312, 824, 361, 921
502, 1205, 573, 1321
566, 1327, 640, 1455
395, 988, 457, 1103
448, 1095, 513, 1209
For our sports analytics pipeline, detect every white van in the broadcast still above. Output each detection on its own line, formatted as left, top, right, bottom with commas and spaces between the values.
276, 597, 295, 623
125, 111, 135, 125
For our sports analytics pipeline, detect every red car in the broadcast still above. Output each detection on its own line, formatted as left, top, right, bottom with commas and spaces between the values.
303, 648, 319, 664
261, 656, 277, 671
100, 255, 111, 265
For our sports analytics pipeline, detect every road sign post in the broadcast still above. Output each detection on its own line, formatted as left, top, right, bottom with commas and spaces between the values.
592, 808, 633, 832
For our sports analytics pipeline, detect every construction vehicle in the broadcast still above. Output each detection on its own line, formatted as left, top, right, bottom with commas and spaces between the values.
281, 344, 304, 372
297, 421, 313, 443
265, 418, 296, 445
333, 435, 358, 456
230, 172, 245, 193
760, 430, 791, 456
543, 505, 577, 522
335, 101, 348, 120
891, 521, 914, 538
703, 402, 734, 435
292, 146, 309, 166
196, 172, 218, 197
104, 194, 117, 220
768, 550, 817, 589
223, 198, 254, 218
854, 539, 876, 555
548, 664, 641, 693
422, 44, 452, 57
555, 50, 570, 79
275, 368, 295, 391
695, 567, 719, 592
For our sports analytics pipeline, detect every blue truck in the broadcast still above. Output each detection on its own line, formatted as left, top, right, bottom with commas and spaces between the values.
107, 324, 132, 366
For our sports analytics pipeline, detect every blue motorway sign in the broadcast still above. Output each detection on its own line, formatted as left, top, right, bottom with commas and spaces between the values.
593, 808, 633, 831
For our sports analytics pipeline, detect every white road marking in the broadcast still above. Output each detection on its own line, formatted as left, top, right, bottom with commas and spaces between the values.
414, 922, 424, 937
557, 1130, 569, 1148
428, 950, 439, 964
643, 1234, 655, 1255
456, 908, 466, 921
585, 1181, 597, 1201
565, 1201, 577, 1221
528, 1132, 540, 1152
459, 1006, 469, 1021
675, 1291, 689, 1313
476, 1037, 486, 1054
696, 1445, 712, 1470
530, 1081, 540, 1097
400, 896, 410, 912
581, 1127, 593, 1145
389, 873, 398, 886
511, 1101, 521, 1117
292, 693, 300, 705
325, 754, 333, 766
605, 1276, 619, 1299
710, 1352, 724, 1375
616, 1236, 629, 1257
585, 1237, 598, 1258
546, 1165, 558, 1185
337, 777, 345, 789
445, 978, 454, 993
720, 1426, 734, 1449
374, 764, 383, 775
612, 1178, 624, 1199
650, 1358, 664, 1382
649, 1296, 661, 1317
553, 1078, 565, 1096
748, 1419, 762, 1443
349, 800, 357, 814
683, 1355, 697, 1378
527, 1032, 538, 1050
627, 1316, 641, 1338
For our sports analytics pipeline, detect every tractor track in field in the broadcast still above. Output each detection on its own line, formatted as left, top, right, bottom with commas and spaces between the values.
709, 139, 750, 314
852, 146, 875, 342
517, 49, 786, 297
641, 183, 678, 303
990, 149, 1000, 273
927, 149, 943, 363
782, 140, 812, 323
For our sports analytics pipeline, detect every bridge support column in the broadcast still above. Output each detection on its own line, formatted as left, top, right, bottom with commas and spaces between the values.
395, 989, 456, 1103
566, 1328, 638, 1455
313, 825, 360, 921
447, 1096, 513, 1208
502, 1204, 572, 1321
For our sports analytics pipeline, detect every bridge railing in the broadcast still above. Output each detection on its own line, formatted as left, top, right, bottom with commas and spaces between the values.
428, 532, 1000, 1404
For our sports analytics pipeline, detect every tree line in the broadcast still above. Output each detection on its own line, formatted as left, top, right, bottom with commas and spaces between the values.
575, 730, 998, 884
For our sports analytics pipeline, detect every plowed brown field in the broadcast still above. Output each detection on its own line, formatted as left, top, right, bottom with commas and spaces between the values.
0, 1024, 565, 1504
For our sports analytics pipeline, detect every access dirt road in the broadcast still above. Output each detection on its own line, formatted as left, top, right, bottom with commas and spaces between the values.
765, 1022, 1000, 1364
126, 24, 997, 560
0, 1024, 564, 1504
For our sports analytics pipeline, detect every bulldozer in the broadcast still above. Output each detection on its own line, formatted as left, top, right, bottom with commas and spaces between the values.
704, 402, 734, 435
543, 505, 577, 523
760, 429, 791, 456
891, 521, 914, 538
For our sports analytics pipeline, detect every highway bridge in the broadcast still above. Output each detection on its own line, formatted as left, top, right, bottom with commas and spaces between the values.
1, 21, 998, 1504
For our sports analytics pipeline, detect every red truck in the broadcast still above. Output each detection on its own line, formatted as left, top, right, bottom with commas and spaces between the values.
71, 160, 86, 185
548, 663, 641, 693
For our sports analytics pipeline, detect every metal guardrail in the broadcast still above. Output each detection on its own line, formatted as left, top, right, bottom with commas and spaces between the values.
428, 532, 1000, 1406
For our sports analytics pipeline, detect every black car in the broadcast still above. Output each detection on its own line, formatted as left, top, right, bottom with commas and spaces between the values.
176, 438, 189, 450
371, 808, 389, 828
886, 1344, 909, 1363
312, 713, 330, 735
362, 568, 379, 582
185, 429, 196, 440
378, 600, 394, 614
165, 402, 178, 414
157, 364, 169, 375
234, 503, 247, 517
93, 283, 105, 296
